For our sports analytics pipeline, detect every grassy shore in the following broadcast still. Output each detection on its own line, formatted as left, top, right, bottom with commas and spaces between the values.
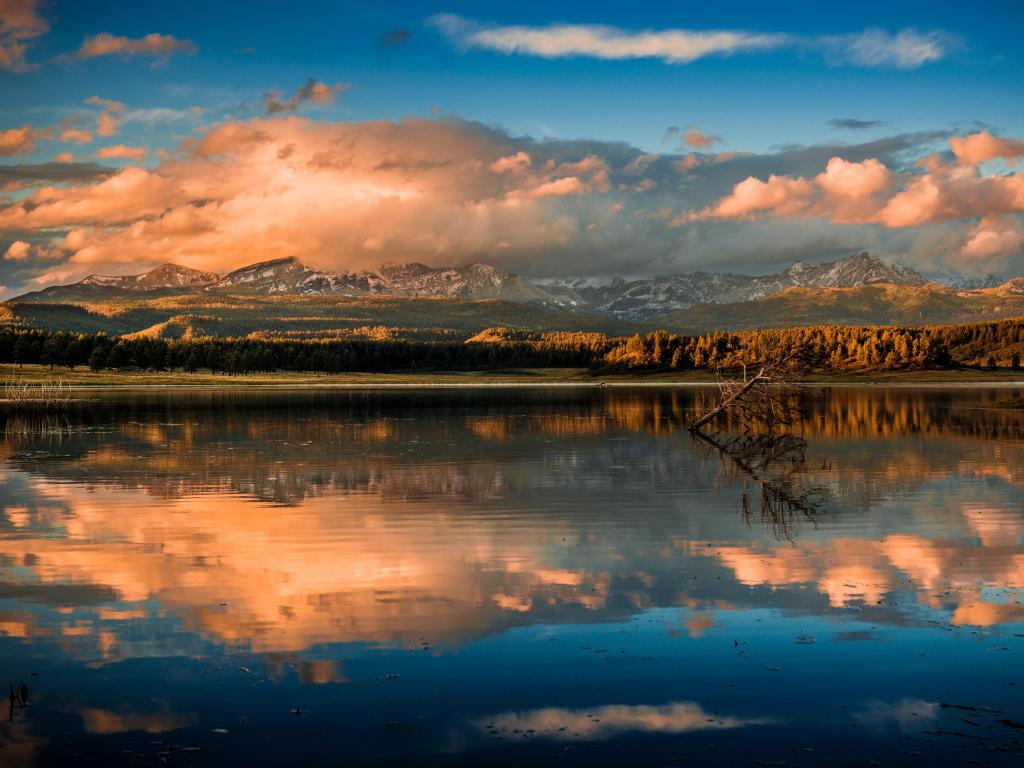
1, 363, 1023, 388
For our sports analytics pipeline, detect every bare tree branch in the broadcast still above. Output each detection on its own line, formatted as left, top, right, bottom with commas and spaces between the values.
689, 349, 809, 432
692, 428, 825, 541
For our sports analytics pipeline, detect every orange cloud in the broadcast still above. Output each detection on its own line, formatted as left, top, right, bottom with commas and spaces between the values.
186, 122, 270, 157
703, 174, 816, 219
490, 150, 531, 174
86, 96, 125, 137
690, 134, 1024, 232
78, 708, 196, 735
264, 78, 349, 114
0, 116, 611, 278
684, 125, 718, 149
62, 32, 196, 61
0, 123, 50, 155
95, 144, 146, 161
875, 164, 1024, 227
3, 240, 29, 261
59, 115, 93, 145
0, 0, 49, 70
0, 165, 172, 229
961, 215, 1024, 260
514, 175, 589, 199
949, 130, 1024, 166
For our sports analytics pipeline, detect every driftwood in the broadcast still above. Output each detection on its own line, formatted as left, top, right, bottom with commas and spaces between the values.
689, 351, 823, 538
689, 350, 807, 433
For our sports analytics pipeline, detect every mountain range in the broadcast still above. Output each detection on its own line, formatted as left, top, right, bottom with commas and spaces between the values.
18, 251, 932, 311
536, 251, 927, 320
7, 252, 1024, 337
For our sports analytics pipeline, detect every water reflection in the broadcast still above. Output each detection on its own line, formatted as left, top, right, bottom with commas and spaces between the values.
0, 387, 1022, 765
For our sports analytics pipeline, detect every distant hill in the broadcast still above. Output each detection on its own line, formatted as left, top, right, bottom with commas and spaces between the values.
1, 293, 633, 340
658, 282, 1024, 334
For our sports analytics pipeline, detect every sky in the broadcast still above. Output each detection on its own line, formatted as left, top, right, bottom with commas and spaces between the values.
1, 0, 1023, 296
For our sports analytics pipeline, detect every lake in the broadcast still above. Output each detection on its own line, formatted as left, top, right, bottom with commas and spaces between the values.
1, 386, 1022, 766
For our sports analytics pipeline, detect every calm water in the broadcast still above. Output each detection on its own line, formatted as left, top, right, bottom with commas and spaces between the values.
1, 386, 1023, 766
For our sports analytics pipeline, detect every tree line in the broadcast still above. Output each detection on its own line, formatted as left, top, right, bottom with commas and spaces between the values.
598, 321, 1023, 373
0, 328, 605, 374
0, 319, 1021, 374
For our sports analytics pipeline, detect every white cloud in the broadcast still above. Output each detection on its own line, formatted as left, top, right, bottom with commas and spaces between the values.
429, 14, 788, 64
430, 15, 952, 70
821, 28, 952, 69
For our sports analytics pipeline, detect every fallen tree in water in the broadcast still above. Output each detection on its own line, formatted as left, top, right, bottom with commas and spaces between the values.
688, 350, 807, 433
688, 351, 823, 539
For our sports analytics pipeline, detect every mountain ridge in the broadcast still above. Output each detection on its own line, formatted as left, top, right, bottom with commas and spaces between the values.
536, 252, 929, 320
11, 253, 1020, 327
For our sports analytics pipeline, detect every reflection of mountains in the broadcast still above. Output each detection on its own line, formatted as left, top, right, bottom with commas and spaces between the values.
3, 388, 1023, 507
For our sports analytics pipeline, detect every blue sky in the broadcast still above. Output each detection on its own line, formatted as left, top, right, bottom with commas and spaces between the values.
6, 0, 1023, 153
1, 0, 1023, 291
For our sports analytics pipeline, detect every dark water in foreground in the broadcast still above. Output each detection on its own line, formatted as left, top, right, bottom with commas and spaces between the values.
1, 386, 1023, 767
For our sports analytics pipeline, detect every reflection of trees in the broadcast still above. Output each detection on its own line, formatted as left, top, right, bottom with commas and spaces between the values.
692, 430, 825, 541
1, 387, 1022, 510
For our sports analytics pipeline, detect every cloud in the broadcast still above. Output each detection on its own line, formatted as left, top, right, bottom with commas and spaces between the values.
59, 115, 93, 145
821, 28, 952, 69
0, 117, 618, 277
429, 14, 788, 64
663, 125, 720, 150
949, 130, 1024, 166
1, 116, 1020, 283
185, 122, 270, 157
0, 0, 49, 70
476, 701, 775, 741
85, 96, 125, 137
59, 32, 196, 62
684, 126, 718, 149
95, 144, 146, 161
0, 160, 115, 185
961, 215, 1024, 261
379, 26, 410, 51
690, 132, 1024, 231
0, 165, 172, 230
431, 15, 951, 69
828, 118, 885, 131
490, 151, 531, 174
264, 78, 350, 114
853, 699, 939, 732
0, 124, 50, 155
3, 240, 30, 261
78, 707, 196, 735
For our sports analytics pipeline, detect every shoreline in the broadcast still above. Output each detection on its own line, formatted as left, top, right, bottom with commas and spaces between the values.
1, 364, 1023, 390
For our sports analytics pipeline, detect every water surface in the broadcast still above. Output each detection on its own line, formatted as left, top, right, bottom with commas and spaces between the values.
1, 386, 1023, 766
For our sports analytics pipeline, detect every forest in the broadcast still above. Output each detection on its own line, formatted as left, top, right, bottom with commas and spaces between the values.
0, 318, 1021, 375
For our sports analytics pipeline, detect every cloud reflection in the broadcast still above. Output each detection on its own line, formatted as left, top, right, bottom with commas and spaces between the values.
0, 388, 1022, 666
476, 701, 776, 741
